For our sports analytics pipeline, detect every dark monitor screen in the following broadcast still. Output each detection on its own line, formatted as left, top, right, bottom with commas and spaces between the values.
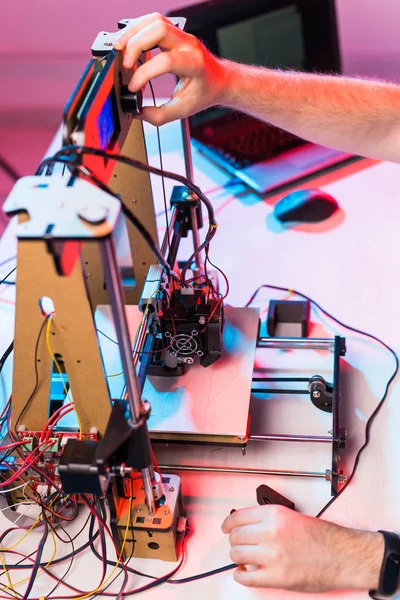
216, 5, 305, 70
168, 0, 340, 74
167, 0, 340, 160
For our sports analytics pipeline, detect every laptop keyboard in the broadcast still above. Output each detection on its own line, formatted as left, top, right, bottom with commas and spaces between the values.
193, 114, 305, 170
221, 126, 304, 167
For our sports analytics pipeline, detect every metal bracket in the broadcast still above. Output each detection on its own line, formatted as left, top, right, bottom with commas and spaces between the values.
4, 176, 121, 240
91, 17, 187, 56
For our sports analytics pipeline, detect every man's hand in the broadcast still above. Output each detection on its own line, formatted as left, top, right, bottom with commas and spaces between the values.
113, 13, 226, 126
222, 505, 384, 593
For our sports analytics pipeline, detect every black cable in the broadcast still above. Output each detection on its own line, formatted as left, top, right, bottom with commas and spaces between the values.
141, 59, 171, 259
204, 242, 230, 300
0, 509, 96, 573
169, 562, 236, 584
0, 155, 21, 182
88, 525, 233, 586
91, 495, 131, 600
0, 582, 22, 599
21, 515, 48, 600
47, 145, 216, 225
246, 284, 399, 518
13, 315, 50, 435
8, 316, 70, 497
180, 224, 217, 285
0, 342, 13, 377
142, 284, 398, 587
32, 152, 172, 280
89, 498, 108, 589
40, 502, 76, 597
37, 145, 218, 286
37, 142, 222, 289
121, 202, 175, 280
0, 267, 16, 288
70, 160, 176, 281
81, 495, 130, 599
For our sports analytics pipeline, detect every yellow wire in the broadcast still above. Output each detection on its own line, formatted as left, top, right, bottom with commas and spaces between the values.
0, 552, 17, 597
0, 494, 59, 552
1, 513, 41, 552
7, 527, 57, 589
74, 485, 133, 600
45, 314, 83, 440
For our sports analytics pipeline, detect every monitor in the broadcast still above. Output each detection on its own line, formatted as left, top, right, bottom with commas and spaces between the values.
168, 0, 341, 74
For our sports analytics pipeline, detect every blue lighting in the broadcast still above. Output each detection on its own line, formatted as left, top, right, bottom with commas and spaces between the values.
97, 95, 116, 150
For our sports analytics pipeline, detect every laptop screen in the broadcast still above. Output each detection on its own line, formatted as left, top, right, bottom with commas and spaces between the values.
188, 3, 308, 161
216, 5, 305, 70
168, 0, 341, 167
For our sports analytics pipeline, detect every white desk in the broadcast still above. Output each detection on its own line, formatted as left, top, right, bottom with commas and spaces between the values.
0, 118, 400, 599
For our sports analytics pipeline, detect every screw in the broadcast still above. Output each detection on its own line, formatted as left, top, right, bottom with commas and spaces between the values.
312, 390, 321, 398
168, 486, 174, 492
136, 508, 141, 513
142, 400, 151, 417
164, 510, 169, 516
199, 316, 206, 325
147, 517, 152, 523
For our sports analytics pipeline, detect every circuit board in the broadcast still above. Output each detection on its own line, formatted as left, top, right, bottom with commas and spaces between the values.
15, 431, 98, 498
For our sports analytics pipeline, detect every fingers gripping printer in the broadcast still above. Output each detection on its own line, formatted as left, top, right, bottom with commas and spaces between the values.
3, 17, 223, 562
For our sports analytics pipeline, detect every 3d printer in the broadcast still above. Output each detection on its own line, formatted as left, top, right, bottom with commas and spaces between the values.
1, 16, 347, 569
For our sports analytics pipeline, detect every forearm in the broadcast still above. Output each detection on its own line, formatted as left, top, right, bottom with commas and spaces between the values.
334, 528, 384, 591
220, 61, 400, 162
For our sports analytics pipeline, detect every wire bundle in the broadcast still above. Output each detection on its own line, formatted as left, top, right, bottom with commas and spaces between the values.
0, 81, 397, 598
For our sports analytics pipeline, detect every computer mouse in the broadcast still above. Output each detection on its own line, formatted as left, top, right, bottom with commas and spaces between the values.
274, 189, 339, 223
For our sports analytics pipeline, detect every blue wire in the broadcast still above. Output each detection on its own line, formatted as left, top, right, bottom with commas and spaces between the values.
0, 257, 16, 271
21, 518, 48, 599
96, 328, 118, 346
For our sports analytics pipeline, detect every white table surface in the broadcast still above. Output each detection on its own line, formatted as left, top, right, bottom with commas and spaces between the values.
0, 115, 400, 599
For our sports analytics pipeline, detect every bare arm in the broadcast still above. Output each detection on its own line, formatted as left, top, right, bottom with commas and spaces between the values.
222, 63, 400, 162
114, 12, 400, 163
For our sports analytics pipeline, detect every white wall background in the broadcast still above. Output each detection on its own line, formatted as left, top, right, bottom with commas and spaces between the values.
336, 0, 400, 79
0, 0, 399, 119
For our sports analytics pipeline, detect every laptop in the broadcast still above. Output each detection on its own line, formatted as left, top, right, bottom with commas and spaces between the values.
168, 0, 356, 195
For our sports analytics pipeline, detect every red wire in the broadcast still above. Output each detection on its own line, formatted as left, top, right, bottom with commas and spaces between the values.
0, 525, 191, 599
0, 441, 53, 487
151, 448, 161, 476
44, 407, 74, 442
81, 496, 130, 596
40, 403, 74, 442
0, 441, 25, 451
